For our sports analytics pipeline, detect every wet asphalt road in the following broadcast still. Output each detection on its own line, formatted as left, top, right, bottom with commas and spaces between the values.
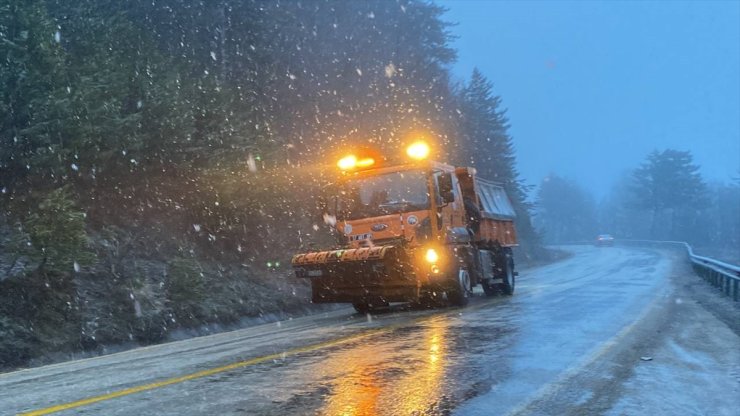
2, 246, 737, 415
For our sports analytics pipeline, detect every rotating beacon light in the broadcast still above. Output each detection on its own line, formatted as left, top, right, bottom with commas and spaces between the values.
337, 154, 375, 171
406, 140, 430, 160
337, 154, 358, 170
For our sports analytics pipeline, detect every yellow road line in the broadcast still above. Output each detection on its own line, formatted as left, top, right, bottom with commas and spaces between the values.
19, 300, 497, 416
18, 326, 391, 416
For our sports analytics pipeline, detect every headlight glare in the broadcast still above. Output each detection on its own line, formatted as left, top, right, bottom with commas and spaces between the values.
425, 248, 439, 263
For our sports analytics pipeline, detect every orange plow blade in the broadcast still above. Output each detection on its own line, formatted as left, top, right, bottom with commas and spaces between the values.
292, 246, 418, 303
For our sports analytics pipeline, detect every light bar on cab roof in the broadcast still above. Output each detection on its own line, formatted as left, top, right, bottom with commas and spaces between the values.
406, 141, 430, 160
355, 157, 375, 167
337, 139, 430, 171
337, 155, 375, 171
337, 155, 357, 170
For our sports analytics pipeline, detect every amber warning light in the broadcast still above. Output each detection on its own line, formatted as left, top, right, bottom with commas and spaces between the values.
406, 141, 430, 160
337, 140, 430, 171
337, 154, 375, 171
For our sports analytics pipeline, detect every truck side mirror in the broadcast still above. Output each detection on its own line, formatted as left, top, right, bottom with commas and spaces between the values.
438, 173, 455, 204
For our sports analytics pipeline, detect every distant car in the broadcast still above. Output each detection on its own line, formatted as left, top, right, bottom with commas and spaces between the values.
595, 234, 615, 246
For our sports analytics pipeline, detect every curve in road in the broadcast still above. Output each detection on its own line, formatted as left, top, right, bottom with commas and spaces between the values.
3, 246, 735, 415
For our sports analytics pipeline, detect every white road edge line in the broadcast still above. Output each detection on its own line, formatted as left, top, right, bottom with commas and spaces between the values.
503, 286, 669, 416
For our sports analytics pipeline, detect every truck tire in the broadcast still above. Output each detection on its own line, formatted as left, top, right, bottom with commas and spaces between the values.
353, 302, 371, 314
412, 291, 442, 309
353, 298, 389, 314
447, 268, 472, 306
500, 255, 515, 296
482, 280, 497, 296
482, 248, 505, 296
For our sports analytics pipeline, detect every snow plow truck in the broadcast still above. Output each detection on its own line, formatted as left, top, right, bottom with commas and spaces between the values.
291, 140, 518, 313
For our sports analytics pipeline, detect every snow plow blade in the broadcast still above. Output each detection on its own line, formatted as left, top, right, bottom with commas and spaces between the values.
291, 245, 417, 303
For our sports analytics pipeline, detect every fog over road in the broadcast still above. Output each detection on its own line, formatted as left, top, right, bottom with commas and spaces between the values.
2, 246, 738, 416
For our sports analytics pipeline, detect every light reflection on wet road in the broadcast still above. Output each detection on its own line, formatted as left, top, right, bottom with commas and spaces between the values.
2, 246, 674, 415
318, 318, 449, 416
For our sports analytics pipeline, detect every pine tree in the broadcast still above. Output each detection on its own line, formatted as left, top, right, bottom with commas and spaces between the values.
458, 69, 541, 256
535, 174, 598, 243
631, 149, 707, 239
458, 69, 516, 183
0, 0, 68, 193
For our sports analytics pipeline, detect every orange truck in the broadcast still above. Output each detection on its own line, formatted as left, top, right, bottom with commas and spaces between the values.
291, 141, 518, 312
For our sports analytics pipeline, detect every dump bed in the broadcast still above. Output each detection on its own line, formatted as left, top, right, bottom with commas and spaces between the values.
473, 177, 518, 246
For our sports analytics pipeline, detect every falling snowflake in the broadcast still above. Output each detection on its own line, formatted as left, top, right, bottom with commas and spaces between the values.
323, 213, 337, 226
247, 153, 258, 173
71, 163, 79, 171
193, 224, 201, 232
384, 63, 396, 78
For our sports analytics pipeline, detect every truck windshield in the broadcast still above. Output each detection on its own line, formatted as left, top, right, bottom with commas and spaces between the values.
339, 171, 430, 220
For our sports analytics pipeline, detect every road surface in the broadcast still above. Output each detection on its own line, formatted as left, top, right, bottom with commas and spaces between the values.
2, 246, 738, 415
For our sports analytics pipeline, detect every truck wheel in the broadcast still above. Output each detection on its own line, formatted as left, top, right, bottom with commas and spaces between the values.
353, 302, 371, 314
412, 291, 442, 309
500, 256, 515, 296
447, 268, 472, 306
353, 298, 388, 314
482, 281, 497, 296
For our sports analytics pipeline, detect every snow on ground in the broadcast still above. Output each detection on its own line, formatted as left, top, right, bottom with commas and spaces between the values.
606, 273, 740, 416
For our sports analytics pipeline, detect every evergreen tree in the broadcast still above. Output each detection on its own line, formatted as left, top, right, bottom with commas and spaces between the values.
598, 172, 652, 239
458, 69, 516, 182
253, 0, 459, 156
0, 0, 67, 193
535, 174, 598, 243
630, 149, 707, 240
458, 68, 541, 255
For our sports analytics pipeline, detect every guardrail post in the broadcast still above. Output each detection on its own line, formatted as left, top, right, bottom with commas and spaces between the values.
722, 276, 730, 296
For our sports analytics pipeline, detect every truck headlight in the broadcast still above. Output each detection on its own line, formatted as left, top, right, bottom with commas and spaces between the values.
425, 248, 439, 263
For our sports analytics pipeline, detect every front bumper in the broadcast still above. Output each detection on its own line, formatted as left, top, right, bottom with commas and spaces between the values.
292, 246, 419, 303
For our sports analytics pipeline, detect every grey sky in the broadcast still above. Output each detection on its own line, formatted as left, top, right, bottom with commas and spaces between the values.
440, 0, 740, 199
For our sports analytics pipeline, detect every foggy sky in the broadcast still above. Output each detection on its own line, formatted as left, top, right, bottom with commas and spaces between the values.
440, 0, 740, 199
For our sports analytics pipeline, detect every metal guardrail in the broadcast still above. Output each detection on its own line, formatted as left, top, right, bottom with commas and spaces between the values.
617, 239, 740, 302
